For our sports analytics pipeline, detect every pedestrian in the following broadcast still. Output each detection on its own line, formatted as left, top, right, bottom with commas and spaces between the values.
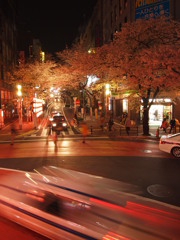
108, 116, 114, 131
46, 121, 52, 144
74, 113, 79, 126
53, 131, 58, 152
81, 122, 88, 143
125, 117, 131, 135
100, 116, 104, 131
10, 124, 16, 145
169, 117, 176, 133
161, 118, 168, 133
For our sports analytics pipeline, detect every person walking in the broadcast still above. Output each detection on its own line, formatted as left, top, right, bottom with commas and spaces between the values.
81, 122, 88, 143
74, 113, 79, 126
10, 124, 16, 145
125, 117, 131, 135
53, 131, 58, 152
46, 121, 52, 144
100, 116, 105, 131
108, 116, 114, 131
169, 117, 176, 133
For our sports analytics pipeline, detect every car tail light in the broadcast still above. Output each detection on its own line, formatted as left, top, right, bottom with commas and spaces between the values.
26, 193, 44, 202
160, 140, 166, 144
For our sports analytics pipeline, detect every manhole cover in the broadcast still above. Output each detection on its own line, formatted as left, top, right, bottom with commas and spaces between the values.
143, 150, 152, 153
147, 184, 173, 198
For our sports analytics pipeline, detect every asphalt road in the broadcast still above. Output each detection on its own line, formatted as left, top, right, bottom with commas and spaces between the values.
0, 138, 179, 239
0, 139, 179, 207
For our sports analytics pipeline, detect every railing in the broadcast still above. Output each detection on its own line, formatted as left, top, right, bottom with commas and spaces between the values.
119, 126, 139, 136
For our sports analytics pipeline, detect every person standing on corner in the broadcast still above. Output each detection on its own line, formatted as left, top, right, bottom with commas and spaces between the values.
161, 118, 168, 133
125, 117, 131, 136
169, 117, 176, 134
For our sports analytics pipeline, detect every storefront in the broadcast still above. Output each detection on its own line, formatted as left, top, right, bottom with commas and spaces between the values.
141, 98, 173, 126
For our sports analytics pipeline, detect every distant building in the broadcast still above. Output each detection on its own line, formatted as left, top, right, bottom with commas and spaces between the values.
0, 0, 17, 123
17, 26, 45, 64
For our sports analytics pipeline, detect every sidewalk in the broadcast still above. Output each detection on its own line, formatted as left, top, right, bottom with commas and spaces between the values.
0, 117, 39, 137
72, 112, 166, 142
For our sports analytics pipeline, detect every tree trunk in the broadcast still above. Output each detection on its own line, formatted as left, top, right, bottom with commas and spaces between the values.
143, 99, 150, 136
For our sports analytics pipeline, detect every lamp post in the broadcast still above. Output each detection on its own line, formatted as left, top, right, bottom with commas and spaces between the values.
17, 85, 22, 129
105, 84, 110, 116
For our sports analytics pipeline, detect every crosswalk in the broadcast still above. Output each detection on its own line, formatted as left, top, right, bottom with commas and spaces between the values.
31, 126, 77, 137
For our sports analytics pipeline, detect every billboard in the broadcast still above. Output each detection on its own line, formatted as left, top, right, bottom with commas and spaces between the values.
135, 0, 169, 20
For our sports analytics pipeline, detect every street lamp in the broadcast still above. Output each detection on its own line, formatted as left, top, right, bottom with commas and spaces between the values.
17, 85, 22, 129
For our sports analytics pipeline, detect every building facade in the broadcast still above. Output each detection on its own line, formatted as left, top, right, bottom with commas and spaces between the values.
80, 0, 180, 125
0, 0, 17, 125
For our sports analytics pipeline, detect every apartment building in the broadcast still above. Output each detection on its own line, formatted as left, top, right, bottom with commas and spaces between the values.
0, 0, 17, 126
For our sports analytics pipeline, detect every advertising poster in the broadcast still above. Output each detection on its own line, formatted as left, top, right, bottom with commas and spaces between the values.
135, 0, 169, 20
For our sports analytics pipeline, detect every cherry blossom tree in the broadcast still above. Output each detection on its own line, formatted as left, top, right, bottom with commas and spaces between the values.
8, 60, 58, 119
80, 17, 180, 135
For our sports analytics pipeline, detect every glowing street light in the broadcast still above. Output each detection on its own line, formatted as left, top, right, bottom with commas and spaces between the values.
17, 85, 22, 129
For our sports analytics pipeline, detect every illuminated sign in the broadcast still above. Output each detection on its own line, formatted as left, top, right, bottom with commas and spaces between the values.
135, 0, 169, 20
33, 98, 43, 118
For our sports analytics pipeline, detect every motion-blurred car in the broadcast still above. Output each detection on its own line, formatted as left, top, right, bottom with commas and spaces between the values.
0, 167, 180, 240
159, 133, 180, 158
51, 113, 68, 133
49, 111, 62, 121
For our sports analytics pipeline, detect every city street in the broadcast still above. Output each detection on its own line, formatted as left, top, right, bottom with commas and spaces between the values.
0, 104, 180, 240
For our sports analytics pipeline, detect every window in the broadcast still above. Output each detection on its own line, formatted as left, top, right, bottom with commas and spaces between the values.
124, 0, 128, 9
124, 16, 127, 23
119, 0, 122, 15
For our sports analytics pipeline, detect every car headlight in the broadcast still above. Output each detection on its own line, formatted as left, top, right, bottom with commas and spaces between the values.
52, 123, 57, 127
62, 122, 67, 127
49, 117, 53, 121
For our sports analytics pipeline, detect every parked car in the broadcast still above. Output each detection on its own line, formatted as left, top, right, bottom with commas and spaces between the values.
51, 113, 68, 133
159, 133, 180, 158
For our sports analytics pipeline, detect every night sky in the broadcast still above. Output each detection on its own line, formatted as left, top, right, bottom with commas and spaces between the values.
18, 0, 97, 54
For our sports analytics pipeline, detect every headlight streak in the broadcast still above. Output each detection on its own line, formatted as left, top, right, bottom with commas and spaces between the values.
25, 173, 37, 185
33, 169, 50, 183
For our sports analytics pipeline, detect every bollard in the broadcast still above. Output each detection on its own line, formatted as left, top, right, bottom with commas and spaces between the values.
90, 125, 93, 134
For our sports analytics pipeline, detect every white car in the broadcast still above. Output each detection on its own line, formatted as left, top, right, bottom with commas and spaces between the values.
159, 133, 180, 158
0, 167, 180, 240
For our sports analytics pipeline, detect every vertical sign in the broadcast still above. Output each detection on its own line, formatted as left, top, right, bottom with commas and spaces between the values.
135, 0, 169, 20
